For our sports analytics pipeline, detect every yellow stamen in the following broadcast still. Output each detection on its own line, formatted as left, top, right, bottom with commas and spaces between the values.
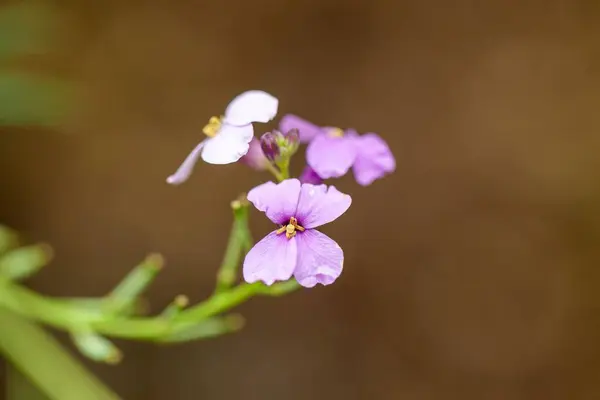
276, 217, 305, 240
328, 127, 344, 138
202, 116, 223, 137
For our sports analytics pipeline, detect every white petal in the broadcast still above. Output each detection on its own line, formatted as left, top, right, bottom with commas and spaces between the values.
166, 140, 206, 185
200, 124, 253, 164
224, 90, 279, 126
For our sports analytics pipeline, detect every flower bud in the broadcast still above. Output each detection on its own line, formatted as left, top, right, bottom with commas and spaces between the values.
260, 130, 282, 162
259, 129, 300, 164
285, 128, 299, 147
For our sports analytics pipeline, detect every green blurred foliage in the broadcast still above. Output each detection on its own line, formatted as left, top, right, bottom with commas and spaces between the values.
0, 2, 57, 60
0, 1, 71, 127
0, 243, 52, 281
0, 72, 71, 126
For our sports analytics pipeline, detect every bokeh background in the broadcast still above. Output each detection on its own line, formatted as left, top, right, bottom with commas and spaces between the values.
2, 0, 600, 398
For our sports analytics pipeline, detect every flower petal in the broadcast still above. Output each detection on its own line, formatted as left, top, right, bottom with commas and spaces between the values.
293, 230, 343, 288
298, 165, 324, 185
224, 90, 278, 126
279, 114, 324, 143
246, 181, 276, 212
247, 179, 301, 225
306, 134, 357, 179
240, 137, 268, 170
352, 133, 396, 186
166, 140, 206, 185
344, 128, 360, 138
295, 183, 351, 229
243, 231, 297, 285
201, 124, 253, 164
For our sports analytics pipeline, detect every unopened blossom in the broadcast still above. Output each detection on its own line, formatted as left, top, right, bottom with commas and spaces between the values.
259, 128, 299, 162
259, 131, 279, 161
279, 114, 395, 186
243, 179, 351, 288
166, 90, 278, 185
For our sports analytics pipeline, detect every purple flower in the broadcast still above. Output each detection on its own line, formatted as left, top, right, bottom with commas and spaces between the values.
298, 166, 323, 185
279, 114, 396, 186
240, 137, 269, 171
243, 179, 351, 288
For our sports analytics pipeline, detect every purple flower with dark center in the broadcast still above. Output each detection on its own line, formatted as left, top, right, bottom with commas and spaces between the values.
243, 179, 351, 288
279, 114, 396, 186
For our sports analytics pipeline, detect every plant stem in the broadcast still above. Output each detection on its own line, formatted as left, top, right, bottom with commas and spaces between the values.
264, 162, 284, 181
0, 277, 299, 340
215, 199, 250, 293
0, 307, 120, 400
0, 184, 299, 345
180, 280, 300, 322
277, 159, 290, 180
7, 366, 49, 400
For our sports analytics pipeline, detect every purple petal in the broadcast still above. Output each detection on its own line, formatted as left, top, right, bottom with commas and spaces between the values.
299, 165, 324, 185
246, 181, 276, 212
166, 140, 206, 185
306, 134, 357, 179
344, 128, 360, 138
243, 232, 297, 285
296, 183, 351, 229
352, 133, 396, 186
240, 137, 269, 170
279, 114, 324, 143
247, 179, 301, 225
293, 230, 343, 288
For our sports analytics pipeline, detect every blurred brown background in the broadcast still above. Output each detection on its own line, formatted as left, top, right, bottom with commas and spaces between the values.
2, 0, 600, 398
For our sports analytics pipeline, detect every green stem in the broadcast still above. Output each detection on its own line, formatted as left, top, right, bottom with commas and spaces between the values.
180, 280, 300, 322
0, 276, 299, 340
264, 162, 284, 181
277, 159, 290, 180
7, 365, 49, 400
0, 180, 299, 348
0, 307, 120, 400
215, 199, 250, 293
103, 254, 163, 315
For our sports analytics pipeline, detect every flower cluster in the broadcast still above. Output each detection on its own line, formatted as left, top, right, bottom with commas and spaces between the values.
167, 90, 395, 288
280, 114, 396, 186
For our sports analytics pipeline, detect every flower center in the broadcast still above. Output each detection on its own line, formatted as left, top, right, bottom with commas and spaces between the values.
327, 127, 344, 138
275, 216, 305, 239
202, 116, 223, 137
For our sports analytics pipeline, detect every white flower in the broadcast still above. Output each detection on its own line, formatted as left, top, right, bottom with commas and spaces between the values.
166, 90, 279, 185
